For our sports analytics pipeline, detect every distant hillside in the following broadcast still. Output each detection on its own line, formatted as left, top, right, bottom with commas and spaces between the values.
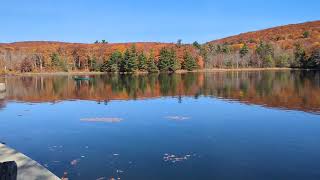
208, 20, 320, 51
0, 20, 319, 73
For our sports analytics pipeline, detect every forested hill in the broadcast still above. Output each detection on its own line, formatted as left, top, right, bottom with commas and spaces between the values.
208, 20, 320, 51
0, 20, 319, 73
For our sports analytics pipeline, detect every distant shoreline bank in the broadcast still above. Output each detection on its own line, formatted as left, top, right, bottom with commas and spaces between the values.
1, 68, 318, 76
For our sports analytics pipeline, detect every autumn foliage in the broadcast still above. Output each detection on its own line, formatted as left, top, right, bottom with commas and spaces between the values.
0, 20, 319, 73
0, 42, 202, 73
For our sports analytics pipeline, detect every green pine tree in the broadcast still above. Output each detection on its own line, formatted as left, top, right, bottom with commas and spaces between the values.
192, 41, 201, 49
123, 45, 138, 73
168, 48, 181, 72
256, 41, 274, 67
158, 47, 180, 72
158, 47, 171, 72
239, 43, 249, 58
294, 44, 307, 68
182, 52, 198, 71
108, 50, 123, 72
147, 51, 159, 73
138, 52, 148, 71
51, 52, 60, 67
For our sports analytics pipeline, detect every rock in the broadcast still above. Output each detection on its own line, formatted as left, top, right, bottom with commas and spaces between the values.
0, 161, 17, 180
0, 83, 5, 92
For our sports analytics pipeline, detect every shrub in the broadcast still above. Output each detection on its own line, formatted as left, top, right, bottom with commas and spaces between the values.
303, 31, 310, 38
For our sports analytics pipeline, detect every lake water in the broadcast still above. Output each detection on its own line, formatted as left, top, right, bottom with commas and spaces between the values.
0, 70, 320, 180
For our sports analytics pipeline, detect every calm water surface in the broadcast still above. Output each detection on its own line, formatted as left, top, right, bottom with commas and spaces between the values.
0, 70, 320, 180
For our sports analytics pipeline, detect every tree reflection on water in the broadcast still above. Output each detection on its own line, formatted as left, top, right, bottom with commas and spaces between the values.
2, 70, 320, 114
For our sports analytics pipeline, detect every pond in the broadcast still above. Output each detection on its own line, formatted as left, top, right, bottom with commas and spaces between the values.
0, 70, 320, 180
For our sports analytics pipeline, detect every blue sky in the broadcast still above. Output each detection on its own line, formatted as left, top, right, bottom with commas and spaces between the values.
1, 0, 319, 43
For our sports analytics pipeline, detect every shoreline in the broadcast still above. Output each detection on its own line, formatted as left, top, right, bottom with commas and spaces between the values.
1, 67, 318, 76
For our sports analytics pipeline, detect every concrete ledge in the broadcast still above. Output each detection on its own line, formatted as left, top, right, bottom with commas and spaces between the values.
0, 143, 60, 180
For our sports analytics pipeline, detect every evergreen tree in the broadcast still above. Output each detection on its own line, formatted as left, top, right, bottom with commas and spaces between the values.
294, 44, 307, 68
256, 42, 274, 67
239, 43, 249, 58
177, 39, 182, 47
147, 51, 159, 73
108, 51, 123, 72
50, 52, 68, 71
51, 52, 61, 67
138, 52, 148, 71
308, 49, 320, 69
123, 45, 138, 73
169, 48, 181, 72
100, 51, 123, 72
192, 41, 201, 49
182, 52, 198, 71
120, 49, 130, 72
158, 47, 180, 72
158, 47, 171, 72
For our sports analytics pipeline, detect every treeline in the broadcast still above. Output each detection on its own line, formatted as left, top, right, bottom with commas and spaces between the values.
100, 45, 198, 73
2, 39, 319, 74
198, 41, 320, 69
18, 45, 198, 73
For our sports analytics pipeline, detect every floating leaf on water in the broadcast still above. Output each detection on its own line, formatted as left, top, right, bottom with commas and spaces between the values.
116, 169, 124, 173
163, 153, 195, 163
61, 172, 68, 180
71, 159, 80, 166
80, 117, 123, 123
